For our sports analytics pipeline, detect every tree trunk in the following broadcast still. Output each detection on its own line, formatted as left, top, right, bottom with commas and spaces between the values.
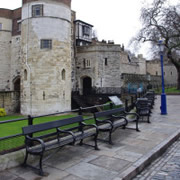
167, 51, 180, 90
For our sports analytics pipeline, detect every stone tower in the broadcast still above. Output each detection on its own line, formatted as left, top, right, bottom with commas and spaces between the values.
21, 0, 72, 115
0, 9, 12, 91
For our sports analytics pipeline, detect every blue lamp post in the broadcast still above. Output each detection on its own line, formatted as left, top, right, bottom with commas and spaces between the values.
158, 39, 167, 115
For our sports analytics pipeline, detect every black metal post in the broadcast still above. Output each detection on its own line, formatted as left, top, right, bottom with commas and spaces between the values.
78, 107, 83, 131
78, 107, 82, 115
125, 99, 128, 112
131, 96, 134, 109
110, 103, 113, 109
28, 115, 33, 146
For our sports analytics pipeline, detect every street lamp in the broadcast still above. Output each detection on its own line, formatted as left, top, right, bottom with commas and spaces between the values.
158, 39, 167, 115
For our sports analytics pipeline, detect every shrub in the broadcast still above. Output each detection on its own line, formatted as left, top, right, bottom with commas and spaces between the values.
0, 108, 6, 117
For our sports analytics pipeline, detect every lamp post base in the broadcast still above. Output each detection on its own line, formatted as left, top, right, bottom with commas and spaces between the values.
161, 93, 167, 115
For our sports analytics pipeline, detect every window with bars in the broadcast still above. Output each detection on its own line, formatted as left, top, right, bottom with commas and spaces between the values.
32, 4, 43, 17
40, 39, 52, 49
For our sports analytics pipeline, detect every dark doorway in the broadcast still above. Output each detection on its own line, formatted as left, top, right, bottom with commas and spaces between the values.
83, 77, 92, 95
13, 77, 21, 113
14, 77, 20, 91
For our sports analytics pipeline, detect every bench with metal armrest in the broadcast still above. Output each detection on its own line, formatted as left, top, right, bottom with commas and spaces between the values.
22, 115, 99, 175
135, 98, 151, 123
94, 107, 139, 144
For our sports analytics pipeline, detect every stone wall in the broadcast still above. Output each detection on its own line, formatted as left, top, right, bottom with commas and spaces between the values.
23, 0, 72, 7
0, 17, 12, 91
122, 73, 161, 92
146, 60, 177, 85
10, 35, 21, 91
71, 11, 77, 91
0, 91, 20, 114
76, 44, 123, 93
164, 64, 177, 85
120, 53, 146, 75
76, 43, 147, 95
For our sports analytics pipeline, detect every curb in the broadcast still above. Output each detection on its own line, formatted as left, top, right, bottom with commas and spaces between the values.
118, 129, 180, 180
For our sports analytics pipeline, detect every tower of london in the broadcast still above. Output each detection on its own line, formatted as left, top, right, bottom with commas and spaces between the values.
0, 0, 177, 115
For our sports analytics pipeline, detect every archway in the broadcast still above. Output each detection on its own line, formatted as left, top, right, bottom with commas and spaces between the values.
14, 77, 20, 91
83, 76, 92, 95
13, 76, 21, 113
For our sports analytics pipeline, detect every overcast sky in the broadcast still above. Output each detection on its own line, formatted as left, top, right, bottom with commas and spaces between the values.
0, 0, 179, 58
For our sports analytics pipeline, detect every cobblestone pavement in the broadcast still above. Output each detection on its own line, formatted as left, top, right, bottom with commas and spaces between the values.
133, 138, 180, 180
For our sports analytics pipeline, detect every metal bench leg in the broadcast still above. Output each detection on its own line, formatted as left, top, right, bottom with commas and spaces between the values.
94, 135, 99, 150
39, 153, 44, 176
108, 130, 113, 145
122, 125, 126, 129
79, 139, 83, 146
136, 120, 140, 132
22, 151, 28, 166
147, 116, 151, 123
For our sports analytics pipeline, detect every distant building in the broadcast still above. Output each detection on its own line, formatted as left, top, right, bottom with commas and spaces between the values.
146, 60, 177, 85
75, 41, 147, 95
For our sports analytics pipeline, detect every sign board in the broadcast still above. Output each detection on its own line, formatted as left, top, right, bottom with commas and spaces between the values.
109, 96, 123, 106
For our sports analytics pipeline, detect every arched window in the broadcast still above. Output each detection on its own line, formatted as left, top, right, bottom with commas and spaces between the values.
24, 69, 27, 81
62, 69, 66, 80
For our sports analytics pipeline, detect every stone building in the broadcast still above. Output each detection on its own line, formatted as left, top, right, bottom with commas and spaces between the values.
0, 0, 72, 115
75, 30, 147, 95
0, 0, 177, 115
146, 59, 177, 85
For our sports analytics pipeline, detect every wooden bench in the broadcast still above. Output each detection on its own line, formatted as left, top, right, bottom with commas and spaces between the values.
22, 115, 99, 175
94, 107, 139, 144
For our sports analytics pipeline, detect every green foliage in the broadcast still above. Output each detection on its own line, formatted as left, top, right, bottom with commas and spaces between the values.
155, 87, 180, 93
0, 108, 6, 117
0, 113, 94, 153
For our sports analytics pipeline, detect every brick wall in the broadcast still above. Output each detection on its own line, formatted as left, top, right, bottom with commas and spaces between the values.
0, 9, 12, 19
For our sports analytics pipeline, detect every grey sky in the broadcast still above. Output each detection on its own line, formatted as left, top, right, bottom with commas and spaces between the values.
0, 0, 179, 58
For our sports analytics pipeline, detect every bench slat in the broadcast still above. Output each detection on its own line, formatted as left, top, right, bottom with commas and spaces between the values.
94, 107, 125, 118
22, 116, 83, 135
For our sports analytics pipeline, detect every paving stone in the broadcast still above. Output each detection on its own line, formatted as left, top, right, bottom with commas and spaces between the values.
0, 170, 19, 180
89, 155, 130, 172
41, 166, 69, 180
1, 96, 180, 180
66, 162, 118, 180
114, 149, 143, 162
61, 174, 85, 180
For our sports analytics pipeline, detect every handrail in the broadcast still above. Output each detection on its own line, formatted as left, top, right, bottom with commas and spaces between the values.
0, 93, 142, 154
0, 117, 28, 124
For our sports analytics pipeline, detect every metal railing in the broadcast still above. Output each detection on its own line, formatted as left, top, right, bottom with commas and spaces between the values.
0, 92, 145, 155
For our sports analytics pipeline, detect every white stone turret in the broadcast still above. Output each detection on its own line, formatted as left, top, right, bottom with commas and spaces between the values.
21, 0, 72, 115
